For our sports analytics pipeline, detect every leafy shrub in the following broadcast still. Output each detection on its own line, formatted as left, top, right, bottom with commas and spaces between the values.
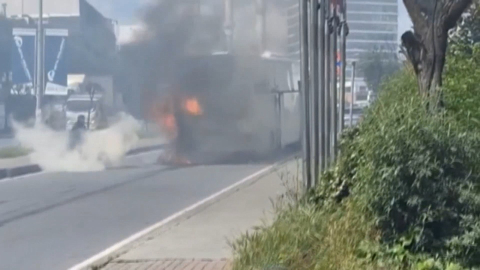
330, 68, 480, 267
233, 59, 480, 269
444, 43, 480, 130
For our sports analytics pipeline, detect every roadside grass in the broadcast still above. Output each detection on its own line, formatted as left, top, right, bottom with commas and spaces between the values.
0, 146, 31, 159
231, 199, 387, 270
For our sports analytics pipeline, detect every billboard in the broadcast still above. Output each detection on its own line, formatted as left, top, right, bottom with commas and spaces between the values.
44, 29, 68, 95
11, 28, 36, 87
11, 28, 69, 95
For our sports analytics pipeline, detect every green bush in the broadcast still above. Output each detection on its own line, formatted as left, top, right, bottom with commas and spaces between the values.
233, 59, 480, 269
329, 68, 480, 268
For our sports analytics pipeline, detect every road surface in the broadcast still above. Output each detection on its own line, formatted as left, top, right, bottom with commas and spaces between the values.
0, 151, 272, 270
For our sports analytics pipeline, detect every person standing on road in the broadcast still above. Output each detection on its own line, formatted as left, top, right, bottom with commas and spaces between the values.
72, 115, 86, 131
69, 115, 87, 150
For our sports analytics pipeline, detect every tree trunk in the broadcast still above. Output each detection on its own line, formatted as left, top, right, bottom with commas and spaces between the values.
402, 0, 472, 109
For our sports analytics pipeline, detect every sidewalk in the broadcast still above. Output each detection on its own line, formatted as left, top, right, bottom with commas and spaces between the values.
93, 160, 301, 270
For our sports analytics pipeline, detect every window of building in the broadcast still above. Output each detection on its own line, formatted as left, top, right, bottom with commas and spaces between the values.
349, 4, 397, 13
347, 41, 397, 51
348, 32, 397, 41
349, 13, 397, 22
349, 22, 397, 32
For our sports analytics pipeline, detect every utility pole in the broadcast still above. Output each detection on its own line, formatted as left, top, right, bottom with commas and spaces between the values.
331, 5, 339, 160
350, 61, 356, 127
310, 0, 320, 184
319, 0, 326, 173
35, 0, 44, 124
299, 0, 312, 190
339, 0, 348, 133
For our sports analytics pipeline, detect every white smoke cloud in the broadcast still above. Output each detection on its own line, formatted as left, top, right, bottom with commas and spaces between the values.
12, 113, 142, 172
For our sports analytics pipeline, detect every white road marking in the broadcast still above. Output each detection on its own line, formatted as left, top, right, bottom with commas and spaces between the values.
68, 164, 275, 270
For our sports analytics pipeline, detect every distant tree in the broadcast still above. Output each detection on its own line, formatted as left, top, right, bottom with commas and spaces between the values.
357, 47, 401, 93
401, 0, 473, 110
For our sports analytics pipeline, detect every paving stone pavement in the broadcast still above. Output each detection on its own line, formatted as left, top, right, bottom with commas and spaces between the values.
102, 259, 231, 270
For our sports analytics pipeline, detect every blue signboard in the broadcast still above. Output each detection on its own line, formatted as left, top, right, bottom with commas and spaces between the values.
44, 29, 68, 95
11, 28, 36, 86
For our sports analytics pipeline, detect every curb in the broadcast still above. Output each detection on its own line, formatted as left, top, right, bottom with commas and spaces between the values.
0, 144, 166, 181
69, 155, 297, 270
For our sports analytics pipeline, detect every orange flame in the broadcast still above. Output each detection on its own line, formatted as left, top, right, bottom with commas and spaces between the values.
183, 97, 203, 116
149, 98, 177, 140
161, 114, 177, 136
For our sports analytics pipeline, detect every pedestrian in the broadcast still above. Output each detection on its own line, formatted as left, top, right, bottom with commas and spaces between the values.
68, 115, 86, 150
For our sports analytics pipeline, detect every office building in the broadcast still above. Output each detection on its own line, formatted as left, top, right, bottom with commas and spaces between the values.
286, 0, 398, 97
347, 0, 398, 93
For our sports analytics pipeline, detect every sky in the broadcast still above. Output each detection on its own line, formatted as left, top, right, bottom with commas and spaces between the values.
398, 0, 413, 38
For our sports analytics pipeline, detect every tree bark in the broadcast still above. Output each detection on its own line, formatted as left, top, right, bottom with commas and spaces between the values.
402, 0, 472, 109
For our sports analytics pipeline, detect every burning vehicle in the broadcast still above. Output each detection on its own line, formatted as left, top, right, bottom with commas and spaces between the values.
121, 0, 302, 165
149, 53, 301, 164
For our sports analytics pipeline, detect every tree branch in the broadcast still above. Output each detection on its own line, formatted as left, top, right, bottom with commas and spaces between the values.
403, 0, 433, 34
444, 0, 473, 30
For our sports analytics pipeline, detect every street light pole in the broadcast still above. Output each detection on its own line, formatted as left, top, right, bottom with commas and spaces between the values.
319, 0, 326, 173
310, 0, 320, 184
331, 6, 338, 160
339, 0, 348, 133
299, 0, 312, 190
35, 0, 44, 123
350, 61, 356, 126
324, 0, 331, 166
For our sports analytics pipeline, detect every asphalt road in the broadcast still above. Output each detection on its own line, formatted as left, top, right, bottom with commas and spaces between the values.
0, 151, 271, 270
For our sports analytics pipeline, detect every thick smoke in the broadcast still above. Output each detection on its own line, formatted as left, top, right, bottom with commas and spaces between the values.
13, 114, 142, 172
120, 0, 295, 159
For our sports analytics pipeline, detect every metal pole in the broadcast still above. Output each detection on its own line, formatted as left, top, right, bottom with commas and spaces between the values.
339, 1, 347, 133
324, 0, 331, 166
310, 0, 320, 184
331, 7, 338, 160
224, 0, 234, 53
299, 0, 312, 190
319, 0, 326, 172
350, 61, 356, 126
35, 0, 43, 123
255, 0, 267, 53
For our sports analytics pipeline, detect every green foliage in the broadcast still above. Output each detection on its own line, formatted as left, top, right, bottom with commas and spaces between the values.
444, 43, 480, 130
233, 38, 480, 270
332, 68, 480, 268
